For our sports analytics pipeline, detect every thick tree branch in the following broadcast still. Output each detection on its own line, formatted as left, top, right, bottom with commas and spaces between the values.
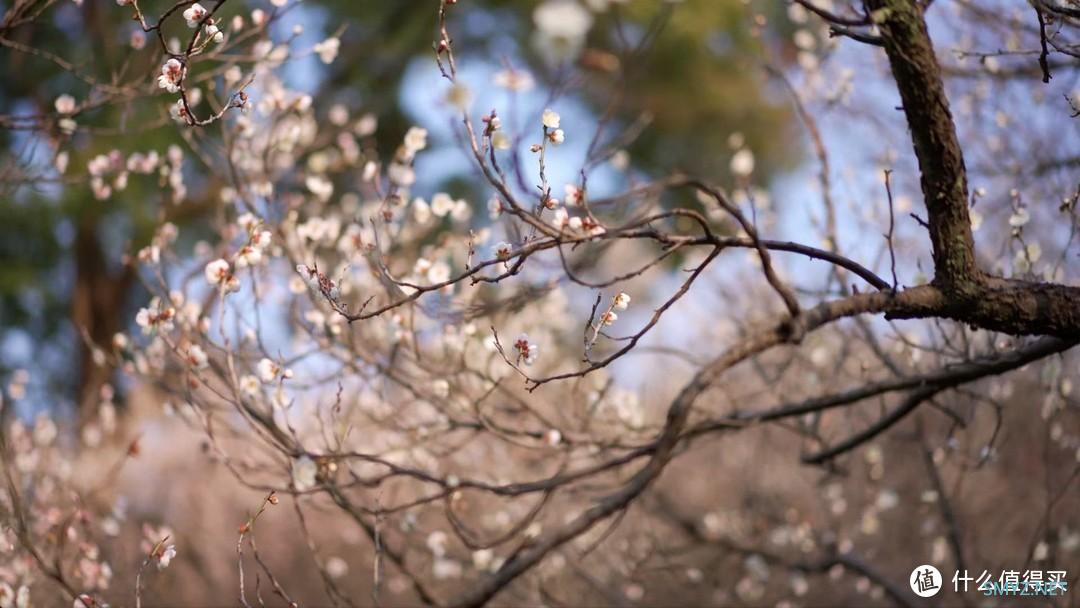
446, 288, 937, 607
867, 0, 978, 291
863, 0, 1080, 338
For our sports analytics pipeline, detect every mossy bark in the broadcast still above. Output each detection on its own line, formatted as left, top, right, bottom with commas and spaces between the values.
866, 0, 1080, 338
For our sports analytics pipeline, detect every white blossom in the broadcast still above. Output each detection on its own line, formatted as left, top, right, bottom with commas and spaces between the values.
306, 175, 334, 202
534, 1, 593, 60
313, 37, 341, 64
183, 344, 209, 370
493, 242, 513, 260
182, 3, 207, 27
413, 197, 432, 224
1008, 207, 1030, 227
257, 358, 288, 383
545, 429, 562, 446
156, 545, 177, 570
135, 298, 175, 335
239, 375, 260, 397
204, 258, 231, 286
542, 108, 561, 129
472, 549, 494, 571
552, 207, 570, 229
431, 193, 455, 217
54, 94, 76, 114
433, 558, 462, 580
157, 59, 184, 93
403, 126, 428, 156
730, 148, 755, 177
613, 292, 631, 310
253, 230, 272, 249
325, 556, 348, 579
564, 184, 583, 206
233, 245, 261, 268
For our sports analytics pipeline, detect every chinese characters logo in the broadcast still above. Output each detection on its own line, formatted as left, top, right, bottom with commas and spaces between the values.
910, 565, 943, 598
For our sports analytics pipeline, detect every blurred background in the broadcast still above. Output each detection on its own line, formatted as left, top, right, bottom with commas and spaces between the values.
0, 0, 802, 423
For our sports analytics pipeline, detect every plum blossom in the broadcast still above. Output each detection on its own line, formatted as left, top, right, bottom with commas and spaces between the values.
237, 212, 259, 232
534, 0, 593, 62
239, 375, 260, 397
446, 83, 471, 110
545, 429, 562, 446
433, 558, 463, 580
427, 261, 451, 285
182, 344, 209, 370
204, 258, 231, 286
313, 37, 340, 64
600, 310, 618, 325
427, 531, 448, 556
182, 3, 207, 27
730, 148, 755, 177
157, 59, 184, 93
514, 333, 539, 366
257, 358, 291, 383
234, 229, 271, 268
169, 99, 190, 124
155, 544, 177, 570
431, 193, 456, 217
135, 298, 175, 335
1008, 207, 1030, 228
55, 94, 76, 114
306, 175, 334, 202
493, 241, 513, 260
552, 207, 582, 231
205, 23, 223, 43
472, 549, 494, 571
403, 126, 428, 157
325, 556, 348, 579
0, 583, 28, 608
254, 230, 271, 248
542, 108, 561, 129
564, 184, 584, 206
613, 292, 631, 310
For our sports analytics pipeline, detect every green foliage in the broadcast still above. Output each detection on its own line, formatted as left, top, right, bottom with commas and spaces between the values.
0, 0, 799, 399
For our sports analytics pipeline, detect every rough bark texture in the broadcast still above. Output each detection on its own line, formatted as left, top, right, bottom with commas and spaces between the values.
867, 0, 978, 292
867, 0, 1080, 338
